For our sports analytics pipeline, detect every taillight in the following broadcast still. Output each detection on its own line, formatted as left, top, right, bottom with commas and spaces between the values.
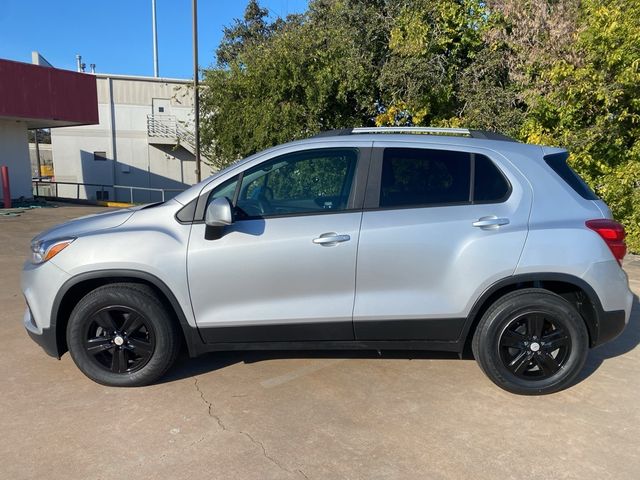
586, 219, 627, 265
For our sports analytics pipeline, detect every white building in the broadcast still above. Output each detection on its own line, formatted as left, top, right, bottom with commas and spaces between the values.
51, 73, 213, 203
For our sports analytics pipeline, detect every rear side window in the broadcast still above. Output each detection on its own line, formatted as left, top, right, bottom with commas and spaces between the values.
544, 152, 598, 200
380, 149, 470, 207
379, 148, 509, 208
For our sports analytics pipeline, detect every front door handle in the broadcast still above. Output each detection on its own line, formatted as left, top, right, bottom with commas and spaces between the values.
313, 232, 351, 246
472, 216, 510, 229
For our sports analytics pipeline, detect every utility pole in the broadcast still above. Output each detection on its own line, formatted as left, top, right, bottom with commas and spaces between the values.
152, 0, 159, 77
192, 0, 201, 182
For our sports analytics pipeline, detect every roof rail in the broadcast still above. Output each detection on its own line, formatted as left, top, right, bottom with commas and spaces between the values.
311, 127, 518, 142
352, 127, 470, 135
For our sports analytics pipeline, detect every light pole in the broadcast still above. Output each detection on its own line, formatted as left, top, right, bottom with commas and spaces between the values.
192, 0, 201, 182
152, 0, 159, 77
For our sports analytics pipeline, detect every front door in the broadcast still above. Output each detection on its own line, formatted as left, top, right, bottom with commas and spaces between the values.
187, 147, 368, 343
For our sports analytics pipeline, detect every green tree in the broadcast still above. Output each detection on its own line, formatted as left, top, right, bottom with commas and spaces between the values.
376, 0, 487, 126
522, 0, 640, 250
216, 0, 279, 67
201, 0, 387, 167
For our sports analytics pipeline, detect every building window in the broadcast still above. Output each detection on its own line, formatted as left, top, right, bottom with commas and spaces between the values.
94, 151, 107, 161
158, 107, 165, 113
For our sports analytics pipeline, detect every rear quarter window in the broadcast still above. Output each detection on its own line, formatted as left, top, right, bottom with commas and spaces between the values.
473, 154, 510, 202
544, 152, 598, 200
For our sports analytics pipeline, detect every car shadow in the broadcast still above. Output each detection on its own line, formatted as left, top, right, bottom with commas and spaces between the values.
576, 293, 640, 383
159, 347, 459, 385
159, 296, 640, 386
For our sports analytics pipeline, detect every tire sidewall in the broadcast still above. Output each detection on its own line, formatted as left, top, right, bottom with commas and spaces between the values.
477, 292, 589, 395
67, 286, 177, 387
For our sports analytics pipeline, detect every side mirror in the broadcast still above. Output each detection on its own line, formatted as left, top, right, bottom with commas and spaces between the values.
205, 197, 234, 227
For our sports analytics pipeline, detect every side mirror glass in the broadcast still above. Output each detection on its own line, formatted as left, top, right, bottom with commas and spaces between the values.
205, 197, 233, 227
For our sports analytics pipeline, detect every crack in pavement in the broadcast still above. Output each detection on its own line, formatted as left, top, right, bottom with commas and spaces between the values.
240, 430, 296, 475
194, 377, 228, 431
193, 377, 309, 479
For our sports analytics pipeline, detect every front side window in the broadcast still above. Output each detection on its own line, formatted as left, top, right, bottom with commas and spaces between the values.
234, 149, 358, 218
208, 176, 238, 205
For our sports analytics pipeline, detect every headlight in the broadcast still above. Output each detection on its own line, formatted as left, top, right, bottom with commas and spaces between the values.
30, 238, 75, 264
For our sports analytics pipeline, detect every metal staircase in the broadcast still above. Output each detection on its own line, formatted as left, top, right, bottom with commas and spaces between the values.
147, 114, 200, 157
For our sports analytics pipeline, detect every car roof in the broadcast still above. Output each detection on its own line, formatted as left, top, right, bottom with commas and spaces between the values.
281, 132, 559, 156
173, 130, 566, 205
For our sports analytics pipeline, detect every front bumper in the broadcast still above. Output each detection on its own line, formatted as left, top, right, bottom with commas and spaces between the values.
22, 259, 71, 359
24, 307, 60, 358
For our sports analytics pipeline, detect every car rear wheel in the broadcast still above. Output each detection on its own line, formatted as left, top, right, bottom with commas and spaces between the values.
67, 283, 180, 387
472, 288, 589, 395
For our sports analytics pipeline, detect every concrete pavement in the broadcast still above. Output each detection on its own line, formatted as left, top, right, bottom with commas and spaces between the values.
1, 205, 639, 479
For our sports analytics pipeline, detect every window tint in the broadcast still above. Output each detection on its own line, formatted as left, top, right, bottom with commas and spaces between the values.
474, 154, 510, 202
208, 176, 239, 205
235, 149, 358, 218
544, 152, 598, 200
380, 148, 470, 208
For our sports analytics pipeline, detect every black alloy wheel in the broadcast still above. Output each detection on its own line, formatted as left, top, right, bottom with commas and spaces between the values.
498, 312, 571, 380
472, 288, 589, 395
67, 283, 180, 387
84, 306, 155, 374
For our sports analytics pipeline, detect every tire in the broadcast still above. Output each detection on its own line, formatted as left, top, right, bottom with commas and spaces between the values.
66, 283, 180, 387
472, 288, 589, 395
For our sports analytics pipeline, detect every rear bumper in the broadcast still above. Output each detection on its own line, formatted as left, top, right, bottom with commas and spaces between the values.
583, 259, 634, 347
593, 309, 628, 347
24, 307, 60, 358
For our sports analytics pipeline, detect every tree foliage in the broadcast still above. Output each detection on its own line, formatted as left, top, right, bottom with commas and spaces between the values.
201, 0, 640, 249
522, 0, 640, 250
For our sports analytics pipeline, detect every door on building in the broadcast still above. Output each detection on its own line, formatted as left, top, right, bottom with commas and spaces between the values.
152, 98, 171, 116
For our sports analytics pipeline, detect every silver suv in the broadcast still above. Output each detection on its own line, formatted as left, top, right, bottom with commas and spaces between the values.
22, 127, 633, 394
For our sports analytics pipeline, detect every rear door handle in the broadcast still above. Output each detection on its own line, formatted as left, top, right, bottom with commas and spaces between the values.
313, 232, 351, 246
472, 216, 510, 229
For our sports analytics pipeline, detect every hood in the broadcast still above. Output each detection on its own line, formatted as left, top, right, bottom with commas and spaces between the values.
33, 206, 142, 243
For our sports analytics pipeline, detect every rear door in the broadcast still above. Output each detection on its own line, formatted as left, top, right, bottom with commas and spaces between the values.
353, 142, 532, 341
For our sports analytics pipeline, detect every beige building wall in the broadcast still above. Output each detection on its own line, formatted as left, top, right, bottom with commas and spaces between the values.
51, 74, 213, 203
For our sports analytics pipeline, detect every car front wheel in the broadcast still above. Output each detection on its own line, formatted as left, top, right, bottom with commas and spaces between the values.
67, 283, 180, 387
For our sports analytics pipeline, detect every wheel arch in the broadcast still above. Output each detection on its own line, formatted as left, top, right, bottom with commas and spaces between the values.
461, 273, 604, 354
51, 270, 203, 358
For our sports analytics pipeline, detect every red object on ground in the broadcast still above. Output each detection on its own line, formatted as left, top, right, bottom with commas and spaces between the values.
1, 165, 10, 208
